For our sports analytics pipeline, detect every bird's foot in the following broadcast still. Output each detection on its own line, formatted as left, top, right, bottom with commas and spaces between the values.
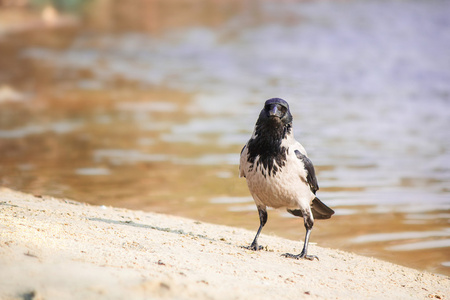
281, 252, 319, 261
242, 243, 263, 251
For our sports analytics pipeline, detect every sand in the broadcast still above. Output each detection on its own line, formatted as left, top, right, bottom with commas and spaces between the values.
0, 187, 448, 300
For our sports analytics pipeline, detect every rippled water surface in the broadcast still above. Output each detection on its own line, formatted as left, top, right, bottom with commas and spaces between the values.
1, 0, 449, 275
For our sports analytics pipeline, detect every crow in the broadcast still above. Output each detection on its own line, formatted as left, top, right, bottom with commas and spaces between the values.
239, 98, 334, 260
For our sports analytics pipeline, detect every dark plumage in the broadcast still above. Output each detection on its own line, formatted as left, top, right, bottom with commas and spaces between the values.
239, 98, 334, 260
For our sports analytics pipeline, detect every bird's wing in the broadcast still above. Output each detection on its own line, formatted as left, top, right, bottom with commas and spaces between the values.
239, 144, 248, 178
294, 149, 319, 194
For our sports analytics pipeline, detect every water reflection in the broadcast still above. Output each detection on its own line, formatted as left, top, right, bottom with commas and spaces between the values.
352, 230, 450, 244
75, 167, 111, 176
0, 0, 449, 275
0, 121, 82, 138
388, 240, 450, 252
94, 149, 170, 164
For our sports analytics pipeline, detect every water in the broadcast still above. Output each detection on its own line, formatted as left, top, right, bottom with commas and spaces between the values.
0, 0, 449, 275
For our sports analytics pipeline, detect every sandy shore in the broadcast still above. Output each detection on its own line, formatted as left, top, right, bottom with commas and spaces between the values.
0, 188, 448, 300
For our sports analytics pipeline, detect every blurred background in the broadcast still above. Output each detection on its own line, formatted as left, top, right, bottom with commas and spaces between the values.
0, 0, 449, 275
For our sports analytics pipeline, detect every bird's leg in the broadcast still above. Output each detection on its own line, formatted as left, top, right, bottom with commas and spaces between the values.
244, 207, 267, 251
282, 211, 318, 260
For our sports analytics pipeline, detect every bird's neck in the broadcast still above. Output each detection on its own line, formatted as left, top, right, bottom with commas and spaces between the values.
247, 122, 292, 176
254, 120, 292, 146
247, 122, 292, 162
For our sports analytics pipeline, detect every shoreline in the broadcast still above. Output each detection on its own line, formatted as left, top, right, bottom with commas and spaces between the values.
0, 187, 448, 299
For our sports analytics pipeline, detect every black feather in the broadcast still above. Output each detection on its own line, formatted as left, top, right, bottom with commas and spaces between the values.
246, 98, 292, 177
294, 149, 319, 194
287, 198, 334, 220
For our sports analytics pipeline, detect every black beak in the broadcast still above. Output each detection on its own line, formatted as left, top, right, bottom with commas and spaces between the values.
268, 105, 278, 117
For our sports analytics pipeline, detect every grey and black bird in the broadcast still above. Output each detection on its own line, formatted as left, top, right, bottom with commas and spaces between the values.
239, 98, 334, 260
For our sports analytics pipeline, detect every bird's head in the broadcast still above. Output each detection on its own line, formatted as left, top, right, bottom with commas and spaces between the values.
258, 98, 293, 126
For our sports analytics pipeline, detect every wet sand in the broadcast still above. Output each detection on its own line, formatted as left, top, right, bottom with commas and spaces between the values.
0, 188, 448, 300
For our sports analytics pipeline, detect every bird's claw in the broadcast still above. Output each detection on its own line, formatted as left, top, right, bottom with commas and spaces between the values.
242, 244, 264, 251
281, 252, 319, 261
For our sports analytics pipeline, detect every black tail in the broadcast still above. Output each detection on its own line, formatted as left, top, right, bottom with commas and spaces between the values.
287, 197, 334, 220
311, 197, 334, 219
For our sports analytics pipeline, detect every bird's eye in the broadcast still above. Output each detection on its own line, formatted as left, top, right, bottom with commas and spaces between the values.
278, 105, 287, 114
